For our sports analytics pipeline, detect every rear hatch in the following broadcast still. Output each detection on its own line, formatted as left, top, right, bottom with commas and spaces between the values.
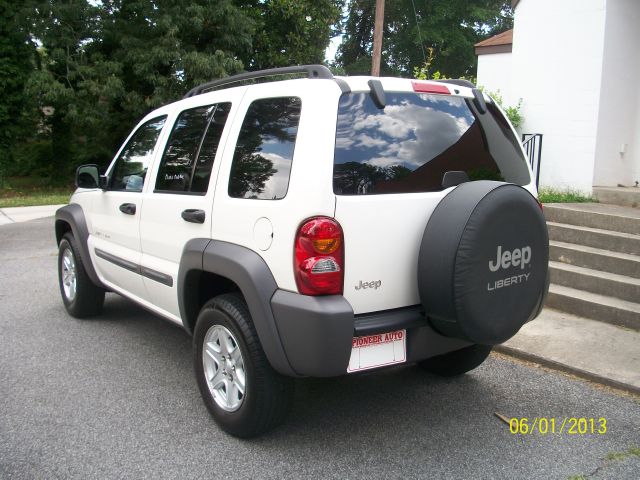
333, 80, 532, 314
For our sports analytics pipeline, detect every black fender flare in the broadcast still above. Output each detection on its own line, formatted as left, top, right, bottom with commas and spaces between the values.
55, 204, 105, 289
178, 239, 295, 376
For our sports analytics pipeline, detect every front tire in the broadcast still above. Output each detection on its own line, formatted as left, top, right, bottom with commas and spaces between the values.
58, 233, 105, 318
418, 344, 492, 377
194, 293, 293, 438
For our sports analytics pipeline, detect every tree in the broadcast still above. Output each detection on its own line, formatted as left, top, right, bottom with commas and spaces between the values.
241, 0, 344, 70
79, 0, 253, 162
14, 0, 343, 179
337, 0, 513, 78
334, 0, 375, 75
0, 0, 38, 185
23, 0, 103, 179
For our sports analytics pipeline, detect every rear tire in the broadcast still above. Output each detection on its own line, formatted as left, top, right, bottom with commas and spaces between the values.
418, 344, 492, 377
58, 233, 105, 318
194, 293, 293, 438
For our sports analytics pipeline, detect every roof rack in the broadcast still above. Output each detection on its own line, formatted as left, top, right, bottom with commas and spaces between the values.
183, 64, 334, 99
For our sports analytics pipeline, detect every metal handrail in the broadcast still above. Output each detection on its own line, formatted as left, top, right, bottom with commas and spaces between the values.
521, 133, 543, 188
183, 65, 334, 99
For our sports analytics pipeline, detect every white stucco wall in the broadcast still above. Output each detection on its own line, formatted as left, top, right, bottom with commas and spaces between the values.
476, 52, 512, 102
509, 0, 608, 193
593, 0, 640, 187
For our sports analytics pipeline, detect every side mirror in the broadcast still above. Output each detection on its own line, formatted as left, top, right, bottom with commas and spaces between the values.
75, 164, 100, 189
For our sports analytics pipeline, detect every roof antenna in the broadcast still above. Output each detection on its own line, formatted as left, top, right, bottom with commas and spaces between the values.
411, 0, 428, 66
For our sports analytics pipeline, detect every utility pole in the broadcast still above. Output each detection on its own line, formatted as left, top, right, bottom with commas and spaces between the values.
371, 0, 385, 76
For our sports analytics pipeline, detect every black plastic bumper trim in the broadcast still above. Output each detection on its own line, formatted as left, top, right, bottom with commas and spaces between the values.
271, 290, 354, 377
353, 306, 428, 336
270, 292, 471, 377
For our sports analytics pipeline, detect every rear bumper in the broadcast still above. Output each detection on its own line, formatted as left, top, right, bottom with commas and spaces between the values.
270, 290, 471, 377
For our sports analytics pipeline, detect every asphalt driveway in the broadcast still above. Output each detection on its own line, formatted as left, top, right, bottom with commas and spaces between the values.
1, 218, 639, 479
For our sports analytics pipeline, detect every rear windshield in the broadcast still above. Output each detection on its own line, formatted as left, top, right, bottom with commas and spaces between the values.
333, 92, 530, 195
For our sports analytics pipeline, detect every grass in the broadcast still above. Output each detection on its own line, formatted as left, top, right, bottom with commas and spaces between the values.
605, 447, 640, 461
0, 176, 73, 208
538, 188, 595, 204
567, 447, 640, 479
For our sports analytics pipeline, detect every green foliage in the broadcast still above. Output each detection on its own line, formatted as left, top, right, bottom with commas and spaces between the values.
538, 188, 595, 204
605, 447, 640, 461
0, 1, 38, 186
484, 89, 523, 128
0, 176, 72, 208
467, 167, 503, 182
337, 0, 513, 78
412, 49, 476, 84
245, 0, 343, 69
0, 192, 72, 208
4, 0, 342, 184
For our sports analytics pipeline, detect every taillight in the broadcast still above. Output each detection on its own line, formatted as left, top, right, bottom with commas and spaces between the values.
294, 217, 344, 295
411, 81, 450, 94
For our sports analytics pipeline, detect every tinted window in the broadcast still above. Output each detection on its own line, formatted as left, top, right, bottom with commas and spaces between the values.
228, 97, 301, 200
111, 116, 166, 191
333, 93, 530, 195
156, 103, 231, 194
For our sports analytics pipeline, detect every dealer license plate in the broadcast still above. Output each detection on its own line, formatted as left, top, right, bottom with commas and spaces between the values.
347, 330, 407, 373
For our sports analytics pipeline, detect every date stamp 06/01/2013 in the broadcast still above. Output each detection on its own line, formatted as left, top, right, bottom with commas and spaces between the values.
495, 414, 608, 436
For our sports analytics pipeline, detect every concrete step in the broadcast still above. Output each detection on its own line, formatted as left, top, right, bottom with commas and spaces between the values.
593, 186, 640, 209
544, 203, 640, 235
549, 240, 640, 279
547, 221, 640, 256
546, 284, 640, 330
498, 309, 640, 394
549, 261, 640, 303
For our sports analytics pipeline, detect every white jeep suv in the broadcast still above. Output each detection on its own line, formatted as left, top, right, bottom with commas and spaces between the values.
55, 65, 549, 438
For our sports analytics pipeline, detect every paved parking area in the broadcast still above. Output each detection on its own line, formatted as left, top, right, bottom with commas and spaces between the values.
1, 218, 639, 479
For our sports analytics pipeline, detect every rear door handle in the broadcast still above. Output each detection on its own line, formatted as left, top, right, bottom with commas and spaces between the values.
181, 209, 205, 224
119, 203, 136, 215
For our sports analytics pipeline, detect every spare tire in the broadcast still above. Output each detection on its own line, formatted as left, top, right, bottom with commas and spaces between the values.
418, 181, 549, 345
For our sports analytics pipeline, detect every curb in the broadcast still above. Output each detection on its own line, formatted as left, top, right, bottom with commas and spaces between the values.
0, 209, 14, 225
0, 204, 64, 224
495, 345, 640, 396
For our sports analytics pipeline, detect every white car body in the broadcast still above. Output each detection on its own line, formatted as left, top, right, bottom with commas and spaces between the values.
72, 75, 536, 324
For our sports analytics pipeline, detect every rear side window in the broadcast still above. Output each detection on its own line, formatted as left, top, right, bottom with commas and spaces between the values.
333, 92, 530, 195
155, 103, 231, 194
110, 116, 166, 191
228, 97, 301, 200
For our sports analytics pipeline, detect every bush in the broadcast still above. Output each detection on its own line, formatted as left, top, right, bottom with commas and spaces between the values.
538, 188, 595, 204
483, 89, 523, 129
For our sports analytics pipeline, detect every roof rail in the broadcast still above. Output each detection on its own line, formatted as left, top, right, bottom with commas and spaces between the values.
435, 79, 476, 88
183, 64, 334, 99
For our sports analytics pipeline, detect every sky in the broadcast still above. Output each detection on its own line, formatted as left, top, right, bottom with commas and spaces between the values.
325, 35, 343, 63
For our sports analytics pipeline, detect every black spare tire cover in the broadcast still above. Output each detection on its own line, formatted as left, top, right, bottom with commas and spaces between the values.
418, 181, 549, 345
